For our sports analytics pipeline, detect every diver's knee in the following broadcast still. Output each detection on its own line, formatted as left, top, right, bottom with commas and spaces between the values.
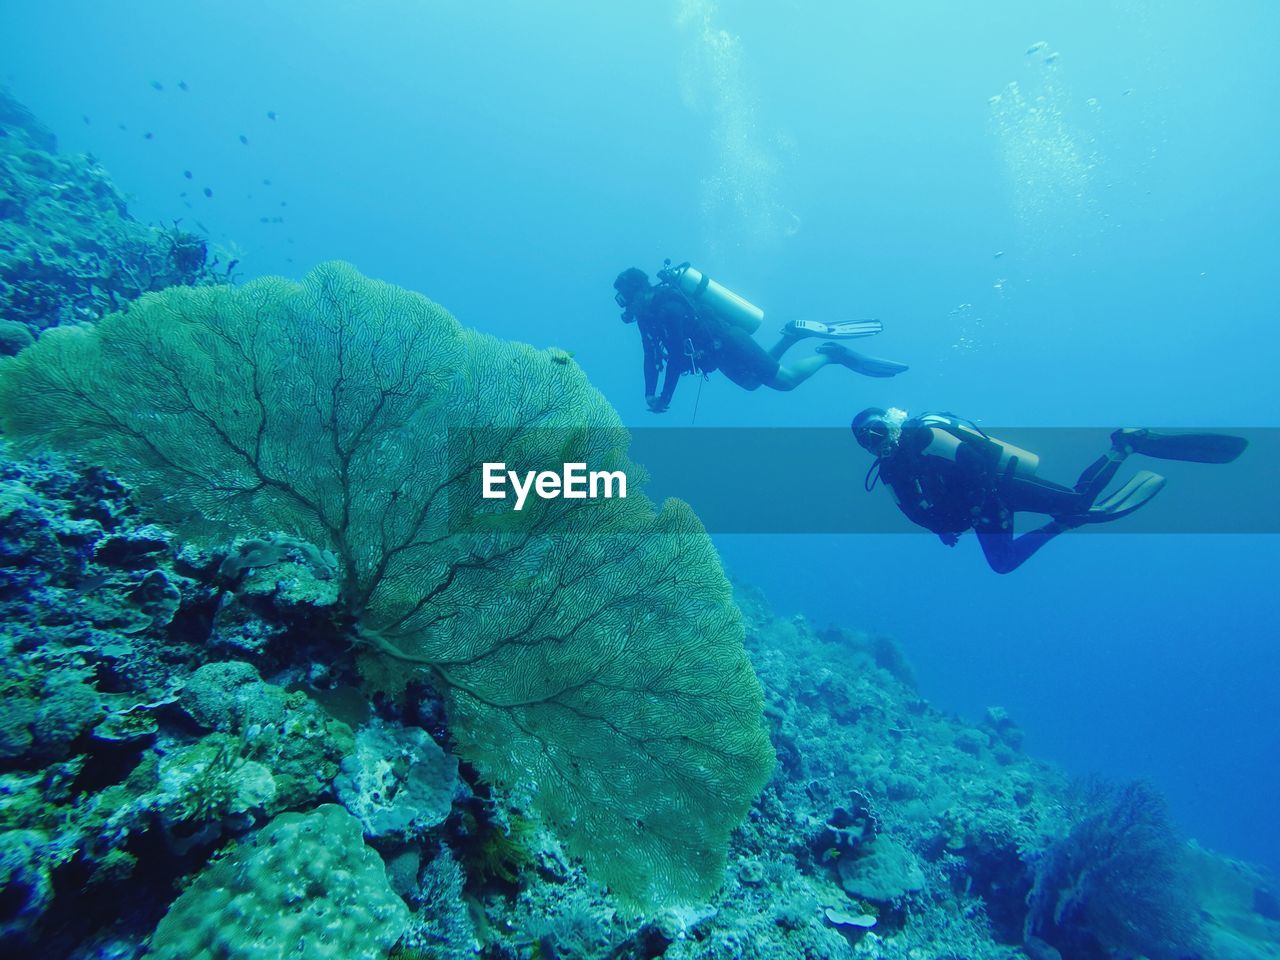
987, 555, 1021, 575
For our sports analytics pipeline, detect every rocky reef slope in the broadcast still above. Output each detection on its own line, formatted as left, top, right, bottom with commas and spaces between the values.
0, 87, 217, 352
1, 449, 1277, 960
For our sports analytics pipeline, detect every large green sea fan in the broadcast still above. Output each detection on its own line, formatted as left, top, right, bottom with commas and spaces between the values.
0, 261, 774, 907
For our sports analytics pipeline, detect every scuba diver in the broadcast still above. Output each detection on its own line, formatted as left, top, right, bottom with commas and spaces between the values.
850, 408, 1248, 573
614, 261, 909, 414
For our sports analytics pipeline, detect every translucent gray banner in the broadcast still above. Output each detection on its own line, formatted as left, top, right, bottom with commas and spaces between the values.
448, 427, 1277, 534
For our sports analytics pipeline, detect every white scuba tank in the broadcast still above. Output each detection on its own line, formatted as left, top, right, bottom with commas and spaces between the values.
917, 414, 1041, 480
670, 264, 764, 335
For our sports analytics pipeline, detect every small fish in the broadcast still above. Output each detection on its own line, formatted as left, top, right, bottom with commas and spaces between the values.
118, 123, 127, 131
203, 187, 213, 198
1026, 41, 1047, 55
238, 134, 248, 145
262, 178, 272, 186
179, 192, 187, 198
993, 251, 1004, 259
143, 131, 154, 140
280, 200, 287, 207
177, 80, 189, 91
82, 115, 91, 125
1044, 51, 1059, 65
150, 80, 164, 92
259, 216, 269, 223
183, 170, 193, 179
266, 110, 276, 121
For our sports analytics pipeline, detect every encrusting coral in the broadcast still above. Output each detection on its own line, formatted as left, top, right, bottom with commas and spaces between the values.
148, 804, 409, 960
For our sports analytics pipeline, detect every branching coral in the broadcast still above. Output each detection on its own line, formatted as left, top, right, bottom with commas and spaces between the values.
1026, 778, 1205, 959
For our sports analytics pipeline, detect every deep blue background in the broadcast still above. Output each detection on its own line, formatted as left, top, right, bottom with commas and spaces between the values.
4, 0, 1277, 872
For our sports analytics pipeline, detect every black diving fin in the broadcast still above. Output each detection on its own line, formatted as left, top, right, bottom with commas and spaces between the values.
815, 342, 909, 377
1114, 429, 1249, 464
1078, 470, 1167, 523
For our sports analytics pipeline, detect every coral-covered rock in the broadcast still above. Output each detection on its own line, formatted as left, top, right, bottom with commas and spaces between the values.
837, 837, 925, 903
0, 828, 53, 943
177, 662, 354, 815
335, 720, 459, 842
148, 804, 409, 960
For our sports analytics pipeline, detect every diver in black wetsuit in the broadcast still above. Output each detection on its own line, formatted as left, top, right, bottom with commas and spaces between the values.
613, 266, 908, 414
850, 408, 1248, 573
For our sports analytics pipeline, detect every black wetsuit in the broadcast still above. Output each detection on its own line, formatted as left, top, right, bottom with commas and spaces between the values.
876, 415, 1124, 573
637, 286, 779, 409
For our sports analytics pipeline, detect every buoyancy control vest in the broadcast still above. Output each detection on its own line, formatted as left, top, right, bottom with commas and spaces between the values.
878, 414, 1041, 534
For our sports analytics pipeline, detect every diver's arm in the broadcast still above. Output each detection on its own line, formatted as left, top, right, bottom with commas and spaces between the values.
650, 301, 693, 412
653, 356, 681, 412
641, 331, 660, 400
880, 459, 945, 532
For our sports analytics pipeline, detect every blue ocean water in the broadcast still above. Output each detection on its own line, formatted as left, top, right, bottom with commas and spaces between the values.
3, 0, 1276, 877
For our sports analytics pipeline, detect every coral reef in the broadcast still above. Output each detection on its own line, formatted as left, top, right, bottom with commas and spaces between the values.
0, 261, 776, 908
0, 87, 218, 341
0, 449, 358, 954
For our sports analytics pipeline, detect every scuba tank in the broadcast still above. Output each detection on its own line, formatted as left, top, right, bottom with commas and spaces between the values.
658, 260, 764, 335
915, 413, 1040, 481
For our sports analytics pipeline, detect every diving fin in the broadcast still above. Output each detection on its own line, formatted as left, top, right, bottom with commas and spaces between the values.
829, 319, 883, 339
1114, 428, 1248, 464
1080, 470, 1167, 523
816, 342, 909, 377
784, 319, 883, 340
